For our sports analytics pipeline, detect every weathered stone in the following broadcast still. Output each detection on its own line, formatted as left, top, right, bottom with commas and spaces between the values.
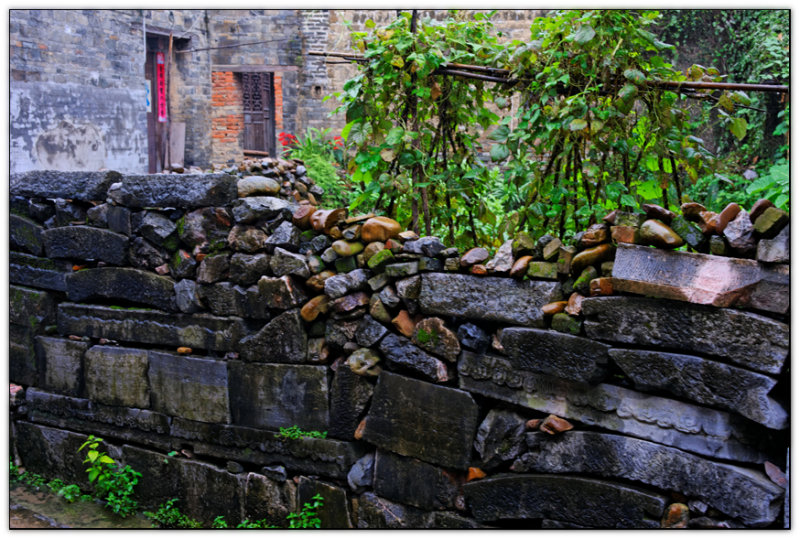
356, 315, 388, 347
227, 225, 267, 253
265, 221, 301, 251
391, 310, 415, 337
11, 170, 120, 201
331, 239, 363, 257
611, 243, 789, 314
723, 210, 757, 255
84, 345, 149, 408
611, 225, 640, 244
464, 474, 666, 528
41, 225, 128, 264
357, 492, 426, 529
57, 303, 245, 352
196, 253, 230, 284
107, 174, 237, 208
342, 224, 361, 241
10, 214, 45, 256
373, 450, 461, 510
511, 232, 536, 257
753, 207, 789, 239
231, 196, 291, 224
242, 472, 292, 526
347, 452, 375, 493
297, 477, 352, 529
419, 273, 561, 327
443, 257, 460, 271
456, 322, 490, 353
361, 216, 402, 243
698, 210, 721, 235
589, 277, 613, 296
239, 310, 307, 363
310, 208, 347, 232
363, 372, 479, 469
513, 431, 784, 527
486, 239, 514, 273
615, 211, 646, 227
600, 260, 614, 276
508, 255, 532, 278
474, 409, 526, 469
270, 247, 309, 278
300, 294, 330, 322
238, 176, 280, 197
662, 503, 690, 528
174, 279, 203, 313
66, 267, 177, 311
10, 324, 37, 386
570, 243, 614, 276
757, 224, 789, 263
580, 224, 610, 247
196, 282, 247, 317
501, 328, 608, 384
148, 351, 229, 423
681, 202, 707, 220
292, 204, 317, 230
228, 252, 271, 285
325, 319, 359, 350
572, 265, 597, 295
36, 337, 87, 396
128, 237, 168, 269
402, 236, 446, 258
168, 249, 197, 280
716, 202, 742, 235
178, 207, 231, 248
748, 198, 774, 224
385, 261, 419, 278
379, 333, 449, 382
106, 205, 132, 236
643, 203, 676, 224
10, 284, 56, 328
306, 337, 329, 364
538, 414, 573, 434
321, 247, 338, 264
305, 270, 335, 294
708, 234, 728, 256
346, 348, 382, 377
670, 215, 708, 251
417, 256, 443, 272
330, 291, 370, 315
457, 350, 768, 463
369, 294, 392, 323
334, 255, 358, 274
258, 275, 307, 310
137, 211, 178, 249
585, 296, 789, 375
228, 362, 328, 430
412, 317, 460, 362
330, 362, 375, 440
542, 300, 568, 316
378, 284, 401, 309
609, 348, 787, 429
639, 219, 685, 249
526, 261, 558, 280
460, 247, 489, 267
551, 312, 582, 335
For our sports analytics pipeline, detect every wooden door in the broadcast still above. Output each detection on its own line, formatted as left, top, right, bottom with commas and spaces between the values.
242, 72, 276, 157
144, 47, 158, 173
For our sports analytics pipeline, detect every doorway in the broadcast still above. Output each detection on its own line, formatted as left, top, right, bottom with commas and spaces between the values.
241, 72, 277, 157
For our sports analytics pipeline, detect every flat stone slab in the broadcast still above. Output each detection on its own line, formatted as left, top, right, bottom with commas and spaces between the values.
170, 418, 363, 479
514, 431, 784, 527
609, 348, 787, 429
228, 362, 329, 431
10, 170, 121, 201
378, 333, 449, 383
66, 267, 177, 311
35, 336, 87, 396
419, 273, 561, 327
500, 327, 609, 384
42, 226, 129, 265
148, 351, 229, 423
107, 173, 238, 208
84, 345, 150, 408
57, 303, 245, 352
238, 309, 307, 363
373, 450, 460, 511
582, 296, 789, 375
612, 243, 789, 314
10, 214, 45, 255
10, 285, 56, 327
464, 473, 666, 528
363, 372, 479, 469
457, 350, 768, 463
10, 252, 71, 291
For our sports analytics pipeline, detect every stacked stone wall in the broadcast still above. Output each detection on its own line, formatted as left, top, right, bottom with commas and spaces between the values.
9, 168, 789, 529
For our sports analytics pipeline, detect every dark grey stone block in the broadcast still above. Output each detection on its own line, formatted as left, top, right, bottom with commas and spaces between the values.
36, 336, 87, 396
42, 225, 128, 264
10, 214, 45, 255
148, 351, 229, 423
373, 450, 460, 510
10, 251, 72, 291
84, 345, 149, 408
107, 173, 238, 208
378, 333, 449, 383
11, 170, 120, 201
65, 267, 177, 311
239, 309, 307, 363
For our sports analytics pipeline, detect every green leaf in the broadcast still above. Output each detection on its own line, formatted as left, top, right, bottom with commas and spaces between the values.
490, 143, 510, 162
99, 455, 115, 465
489, 125, 510, 142
385, 127, 405, 145
568, 118, 588, 131
623, 69, 645, 84
340, 120, 356, 142
731, 91, 751, 105
365, 19, 375, 29
573, 25, 596, 45
729, 117, 747, 141
745, 175, 776, 195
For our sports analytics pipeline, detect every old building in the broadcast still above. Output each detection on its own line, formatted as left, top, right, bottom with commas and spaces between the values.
10, 9, 541, 173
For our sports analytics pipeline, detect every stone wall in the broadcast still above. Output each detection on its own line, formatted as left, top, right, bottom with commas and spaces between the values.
9, 168, 789, 529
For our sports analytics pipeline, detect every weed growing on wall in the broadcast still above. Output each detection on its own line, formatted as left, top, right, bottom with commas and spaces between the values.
275, 425, 328, 440
78, 435, 142, 518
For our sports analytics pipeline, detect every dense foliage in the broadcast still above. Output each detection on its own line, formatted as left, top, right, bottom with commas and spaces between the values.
318, 10, 786, 248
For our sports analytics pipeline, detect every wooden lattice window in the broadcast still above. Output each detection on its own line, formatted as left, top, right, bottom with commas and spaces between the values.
242, 72, 276, 156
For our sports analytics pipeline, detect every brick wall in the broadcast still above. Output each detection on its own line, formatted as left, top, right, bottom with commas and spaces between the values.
210, 71, 244, 165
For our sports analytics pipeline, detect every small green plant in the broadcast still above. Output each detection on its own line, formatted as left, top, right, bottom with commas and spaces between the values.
46, 478, 83, 503
275, 425, 328, 441
236, 518, 277, 529
211, 515, 229, 529
78, 435, 142, 518
144, 498, 202, 529
415, 328, 439, 346
163, 450, 178, 464
287, 493, 324, 529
